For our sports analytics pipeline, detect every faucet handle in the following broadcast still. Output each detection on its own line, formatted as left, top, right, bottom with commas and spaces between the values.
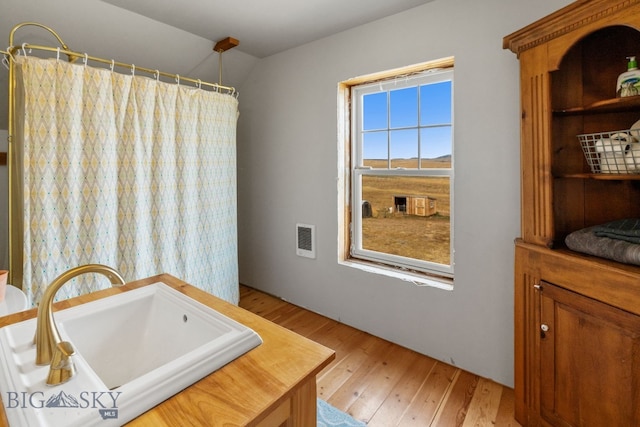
46, 341, 76, 386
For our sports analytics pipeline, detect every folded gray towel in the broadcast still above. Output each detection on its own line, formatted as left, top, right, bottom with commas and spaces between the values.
566, 226, 640, 266
593, 218, 640, 244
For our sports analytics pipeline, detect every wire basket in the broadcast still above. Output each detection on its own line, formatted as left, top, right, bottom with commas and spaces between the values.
578, 128, 640, 174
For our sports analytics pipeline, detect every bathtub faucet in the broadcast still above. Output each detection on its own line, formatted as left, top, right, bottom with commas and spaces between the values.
34, 264, 125, 385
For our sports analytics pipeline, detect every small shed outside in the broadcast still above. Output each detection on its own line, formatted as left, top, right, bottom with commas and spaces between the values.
393, 195, 437, 217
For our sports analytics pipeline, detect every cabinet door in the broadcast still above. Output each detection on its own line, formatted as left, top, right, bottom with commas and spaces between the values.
539, 281, 640, 427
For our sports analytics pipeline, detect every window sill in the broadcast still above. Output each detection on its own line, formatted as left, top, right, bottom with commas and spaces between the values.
339, 259, 454, 291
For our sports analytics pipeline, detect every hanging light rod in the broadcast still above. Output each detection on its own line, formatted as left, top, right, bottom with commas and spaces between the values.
213, 37, 239, 86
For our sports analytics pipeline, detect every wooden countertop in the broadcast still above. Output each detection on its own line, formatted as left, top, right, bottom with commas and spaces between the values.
0, 274, 335, 426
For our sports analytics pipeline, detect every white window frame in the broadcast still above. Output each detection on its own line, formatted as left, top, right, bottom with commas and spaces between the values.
339, 60, 454, 285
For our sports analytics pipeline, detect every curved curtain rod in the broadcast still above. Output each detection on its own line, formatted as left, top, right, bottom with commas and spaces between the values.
9, 22, 74, 62
6, 22, 236, 95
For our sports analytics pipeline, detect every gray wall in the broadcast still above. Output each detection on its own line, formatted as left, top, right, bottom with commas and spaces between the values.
0, 0, 574, 387
236, 0, 572, 387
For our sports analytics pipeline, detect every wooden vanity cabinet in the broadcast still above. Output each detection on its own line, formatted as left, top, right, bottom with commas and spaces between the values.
505, 1, 640, 425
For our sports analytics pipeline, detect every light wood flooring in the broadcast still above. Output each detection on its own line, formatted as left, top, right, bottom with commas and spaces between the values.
239, 285, 521, 427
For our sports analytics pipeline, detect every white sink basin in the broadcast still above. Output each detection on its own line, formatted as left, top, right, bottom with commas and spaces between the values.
0, 282, 262, 426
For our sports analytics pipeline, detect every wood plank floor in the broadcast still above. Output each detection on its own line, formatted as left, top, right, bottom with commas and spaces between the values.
239, 285, 521, 427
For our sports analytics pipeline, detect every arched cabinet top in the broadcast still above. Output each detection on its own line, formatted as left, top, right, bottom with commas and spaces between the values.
504, 0, 640, 69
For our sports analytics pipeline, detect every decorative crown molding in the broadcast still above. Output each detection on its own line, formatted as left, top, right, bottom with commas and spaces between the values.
503, 0, 640, 55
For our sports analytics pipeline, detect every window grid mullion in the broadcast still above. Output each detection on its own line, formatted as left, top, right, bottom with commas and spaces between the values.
386, 91, 391, 169
418, 84, 422, 170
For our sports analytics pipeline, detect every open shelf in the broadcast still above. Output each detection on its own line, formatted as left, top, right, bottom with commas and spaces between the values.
558, 172, 640, 180
554, 96, 640, 116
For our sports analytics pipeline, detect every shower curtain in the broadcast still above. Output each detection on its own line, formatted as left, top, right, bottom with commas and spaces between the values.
11, 55, 239, 307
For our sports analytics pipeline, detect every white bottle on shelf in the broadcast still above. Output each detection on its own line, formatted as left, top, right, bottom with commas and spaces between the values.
616, 56, 640, 97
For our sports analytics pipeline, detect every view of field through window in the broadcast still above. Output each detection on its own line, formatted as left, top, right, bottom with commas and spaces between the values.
358, 76, 452, 268
361, 161, 451, 266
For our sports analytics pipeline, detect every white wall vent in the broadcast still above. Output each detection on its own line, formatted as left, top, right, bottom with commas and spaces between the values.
296, 223, 316, 259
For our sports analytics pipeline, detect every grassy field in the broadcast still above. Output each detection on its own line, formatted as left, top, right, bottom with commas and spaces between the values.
361, 159, 451, 265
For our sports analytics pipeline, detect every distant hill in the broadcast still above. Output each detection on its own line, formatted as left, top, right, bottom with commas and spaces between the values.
383, 155, 452, 161
369, 155, 452, 162
430, 154, 452, 162
364, 156, 452, 169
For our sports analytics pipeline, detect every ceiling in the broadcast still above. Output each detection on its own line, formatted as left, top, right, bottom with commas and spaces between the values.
100, 0, 434, 58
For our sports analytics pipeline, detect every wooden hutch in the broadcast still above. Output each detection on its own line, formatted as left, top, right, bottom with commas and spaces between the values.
504, 1, 640, 426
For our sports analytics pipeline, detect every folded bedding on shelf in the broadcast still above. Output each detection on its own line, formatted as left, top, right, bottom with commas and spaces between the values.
592, 218, 640, 244
565, 226, 640, 266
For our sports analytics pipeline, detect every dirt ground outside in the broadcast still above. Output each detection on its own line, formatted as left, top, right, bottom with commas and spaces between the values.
361, 159, 451, 265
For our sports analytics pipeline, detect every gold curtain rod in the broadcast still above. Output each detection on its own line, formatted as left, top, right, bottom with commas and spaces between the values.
6, 22, 236, 95
6, 44, 236, 95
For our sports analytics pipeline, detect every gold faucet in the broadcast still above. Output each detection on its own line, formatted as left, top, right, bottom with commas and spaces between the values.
34, 264, 125, 384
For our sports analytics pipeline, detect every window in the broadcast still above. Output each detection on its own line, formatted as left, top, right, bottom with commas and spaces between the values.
340, 60, 454, 282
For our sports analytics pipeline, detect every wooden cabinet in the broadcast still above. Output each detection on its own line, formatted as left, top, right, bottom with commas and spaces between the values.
505, 1, 640, 425
514, 243, 640, 426
539, 280, 640, 426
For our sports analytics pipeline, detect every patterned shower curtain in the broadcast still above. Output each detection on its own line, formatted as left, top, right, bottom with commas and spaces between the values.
12, 55, 239, 307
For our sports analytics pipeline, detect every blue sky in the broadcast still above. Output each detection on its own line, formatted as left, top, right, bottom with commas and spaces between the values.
362, 81, 452, 161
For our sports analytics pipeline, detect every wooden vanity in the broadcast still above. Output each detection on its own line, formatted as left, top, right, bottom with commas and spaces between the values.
0, 274, 335, 426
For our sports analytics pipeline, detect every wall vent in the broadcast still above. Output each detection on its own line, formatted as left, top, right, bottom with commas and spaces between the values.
296, 223, 316, 259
